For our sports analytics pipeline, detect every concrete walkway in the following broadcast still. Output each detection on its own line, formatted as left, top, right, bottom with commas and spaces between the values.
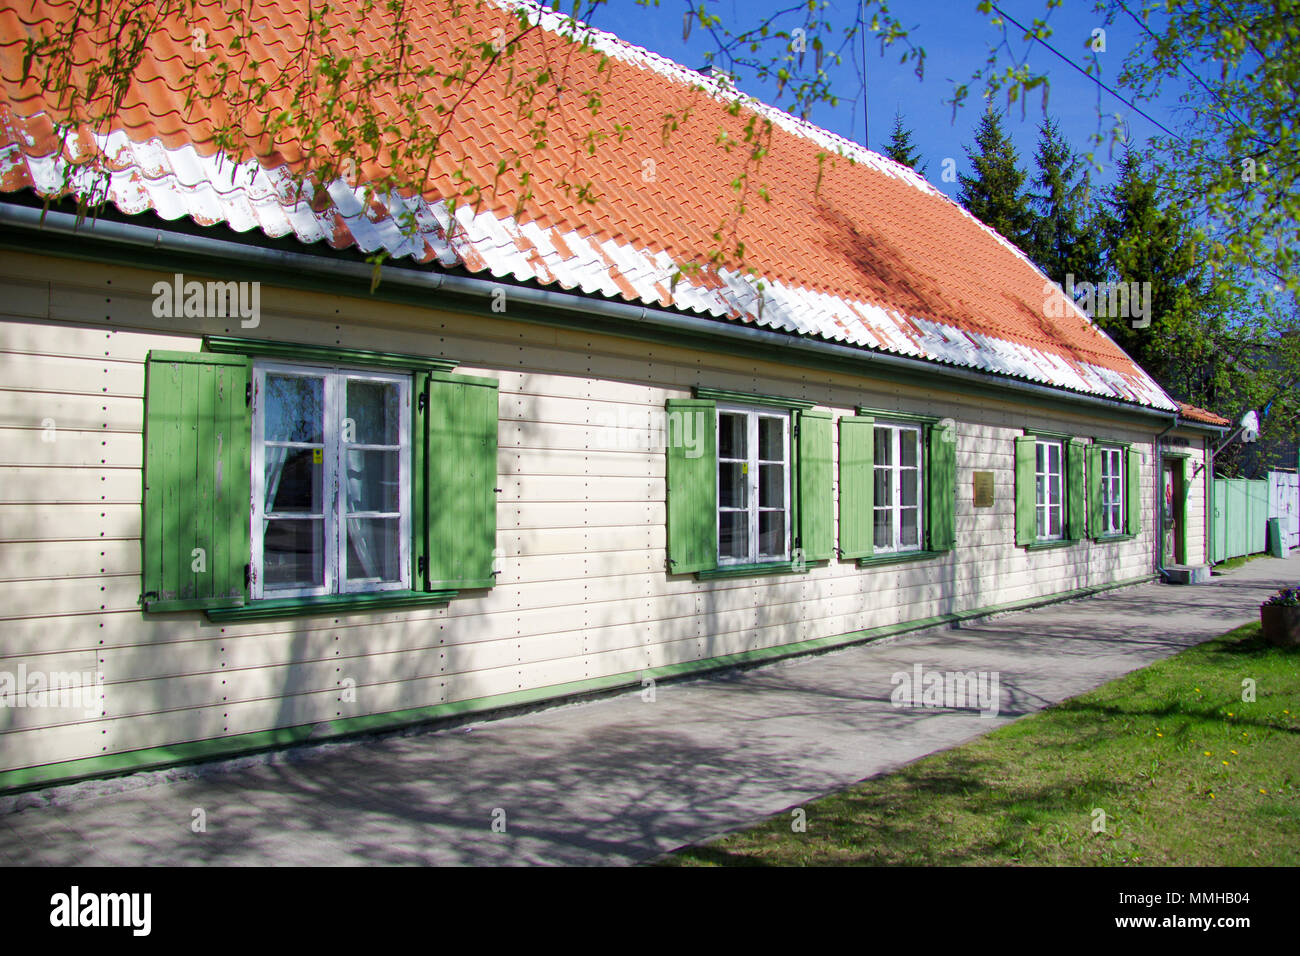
5, 554, 1297, 866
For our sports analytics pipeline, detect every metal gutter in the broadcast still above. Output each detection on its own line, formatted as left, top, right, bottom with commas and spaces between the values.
0, 201, 1181, 423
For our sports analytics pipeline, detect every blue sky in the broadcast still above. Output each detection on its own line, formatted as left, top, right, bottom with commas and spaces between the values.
586, 0, 1187, 199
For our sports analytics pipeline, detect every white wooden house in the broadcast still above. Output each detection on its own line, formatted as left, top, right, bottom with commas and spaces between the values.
0, 0, 1226, 792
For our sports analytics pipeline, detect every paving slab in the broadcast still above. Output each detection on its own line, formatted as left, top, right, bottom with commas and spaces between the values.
6, 554, 1297, 866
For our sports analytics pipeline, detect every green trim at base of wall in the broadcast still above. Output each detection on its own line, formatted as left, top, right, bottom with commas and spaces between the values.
205, 590, 458, 622
0, 572, 1157, 797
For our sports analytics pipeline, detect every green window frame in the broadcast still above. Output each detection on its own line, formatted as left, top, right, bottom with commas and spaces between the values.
140, 338, 499, 619
839, 409, 955, 563
666, 388, 829, 577
1015, 433, 1087, 547
1087, 441, 1142, 541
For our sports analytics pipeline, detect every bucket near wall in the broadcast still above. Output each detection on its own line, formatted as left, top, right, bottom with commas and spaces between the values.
1267, 517, 1286, 558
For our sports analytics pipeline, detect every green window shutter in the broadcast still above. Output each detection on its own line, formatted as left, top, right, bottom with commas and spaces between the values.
927, 422, 956, 551
798, 410, 833, 562
1066, 439, 1087, 541
1014, 436, 1037, 546
1087, 445, 1103, 540
665, 398, 717, 573
1126, 447, 1142, 535
837, 415, 874, 559
423, 372, 499, 590
142, 351, 251, 612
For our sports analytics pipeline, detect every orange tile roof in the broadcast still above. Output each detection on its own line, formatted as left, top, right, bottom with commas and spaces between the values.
1178, 402, 1231, 427
0, 0, 1176, 409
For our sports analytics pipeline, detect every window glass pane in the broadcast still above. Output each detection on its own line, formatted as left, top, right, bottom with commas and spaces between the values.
264, 447, 324, 514
758, 417, 784, 462
900, 430, 918, 467
720, 461, 746, 509
1049, 507, 1062, 537
345, 517, 402, 584
873, 508, 892, 548
264, 374, 324, 443
263, 518, 325, 589
347, 379, 400, 446
900, 469, 918, 507
343, 449, 401, 514
1049, 475, 1060, 504
1049, 442, 1061, 473
759, 464, 784, 509
1037, 505, 1047, 539
1036, 473, 1045, 507
900, 507, 918, 547
758, 511, 785, 558
874, 467, 892, 504
874, 428, 892, 466
718, 413, 746, 460
1036, 442, 1045, 470
719, 511, 747, 560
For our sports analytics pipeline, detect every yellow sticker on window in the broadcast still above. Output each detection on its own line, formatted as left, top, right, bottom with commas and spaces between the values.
741, 462, 748, 475
312, 448, 323, 464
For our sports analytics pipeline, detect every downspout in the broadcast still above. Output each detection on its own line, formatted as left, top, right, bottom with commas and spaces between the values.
1207, 436, 1215, 567
1154, 414, 1180, 582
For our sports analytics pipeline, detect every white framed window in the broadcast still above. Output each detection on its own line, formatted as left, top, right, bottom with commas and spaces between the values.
717, 406, 791, 564
251, 361, 411, 598
1035, 439, 1064, 540
1099, 445, 1125, 535
873, 423, 924, 552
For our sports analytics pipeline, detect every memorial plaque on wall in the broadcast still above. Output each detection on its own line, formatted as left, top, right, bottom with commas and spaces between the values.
973, 471, 994, 508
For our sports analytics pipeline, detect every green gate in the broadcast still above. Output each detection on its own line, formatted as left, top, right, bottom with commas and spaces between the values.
1211, 478, 1270, 562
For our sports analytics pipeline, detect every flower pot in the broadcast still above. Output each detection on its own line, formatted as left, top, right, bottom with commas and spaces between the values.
1260, 604, 1300, 648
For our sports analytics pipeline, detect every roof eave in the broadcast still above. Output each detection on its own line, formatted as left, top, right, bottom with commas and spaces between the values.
0, 199, 1180, 425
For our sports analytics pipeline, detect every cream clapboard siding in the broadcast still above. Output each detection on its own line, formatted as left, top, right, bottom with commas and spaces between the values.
0, 251, 1159, 777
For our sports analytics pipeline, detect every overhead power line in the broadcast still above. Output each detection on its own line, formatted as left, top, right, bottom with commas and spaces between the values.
989, 2, 1187, 145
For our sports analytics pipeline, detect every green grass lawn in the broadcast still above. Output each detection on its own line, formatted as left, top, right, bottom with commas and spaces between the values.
665, 622, 1300, 866
1214, 553, 1268, 573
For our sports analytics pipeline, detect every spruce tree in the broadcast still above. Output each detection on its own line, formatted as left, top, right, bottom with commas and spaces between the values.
882, 110, 926, 175
1095, 147, 1213, 400
1027, 117, 1101, 289
957, 108, 1034, 253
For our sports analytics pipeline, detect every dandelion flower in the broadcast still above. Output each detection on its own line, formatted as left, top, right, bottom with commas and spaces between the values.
1204, 751, 1212, 756
1231, 750, 1238, 755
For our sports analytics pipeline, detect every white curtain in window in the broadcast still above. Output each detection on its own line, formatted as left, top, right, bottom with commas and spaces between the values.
344, 449, 380, 580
